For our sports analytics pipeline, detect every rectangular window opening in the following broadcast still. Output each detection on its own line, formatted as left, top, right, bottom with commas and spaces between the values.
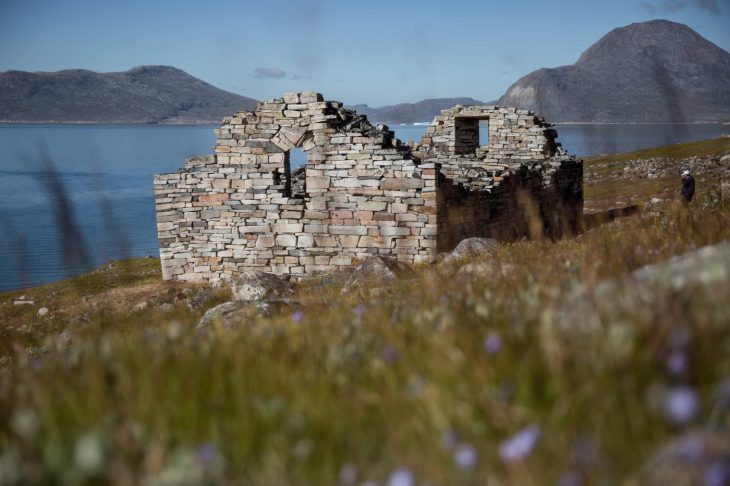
479, 119, 489, 146
454, 117, 489, 155
286, 148, 307, 198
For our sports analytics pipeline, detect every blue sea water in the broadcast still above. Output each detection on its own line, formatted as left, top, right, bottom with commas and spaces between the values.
0, 122, 728, 291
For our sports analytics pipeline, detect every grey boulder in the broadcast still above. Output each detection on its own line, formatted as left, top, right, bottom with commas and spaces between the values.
557, 243, 730, 329
443, 238, 499, 263
231, 270, 297, 302
195, 301, 271, 332
341, 256, 415, 294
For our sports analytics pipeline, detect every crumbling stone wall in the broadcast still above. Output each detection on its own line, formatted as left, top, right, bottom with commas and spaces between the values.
154, 92, 437, 282
155, 93, 582, 283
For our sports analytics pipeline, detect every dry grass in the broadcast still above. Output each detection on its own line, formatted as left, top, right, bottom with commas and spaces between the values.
1, 140, 729, 484
583, 136, 730, 212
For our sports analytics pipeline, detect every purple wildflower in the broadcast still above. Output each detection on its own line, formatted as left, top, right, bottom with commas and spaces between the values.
666, 351, 688, 376
704, 461, 730, 486
291, 309, 304, 323
664, 386, 700, 425
381, 344, 399, 364
338, 463, 358, 485
388, 467, 416, 486
196, 443, 216, 463
441, 429, 459, 450
440, 294, 449, 305
453, 443, 478, 470
353, 304, 367, 319
388, 466, 414, 486
498, 425, 541, 463
558, 471, 583, 486
483, 332, 503, 355
676, 435, 705, 463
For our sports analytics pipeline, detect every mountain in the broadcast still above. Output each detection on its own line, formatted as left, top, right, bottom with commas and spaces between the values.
498, 20, 730, 123
348, 97, 486, 124
0, 65, 258, 124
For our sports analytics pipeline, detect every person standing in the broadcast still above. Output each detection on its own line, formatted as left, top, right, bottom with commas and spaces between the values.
681, 170, 695, 204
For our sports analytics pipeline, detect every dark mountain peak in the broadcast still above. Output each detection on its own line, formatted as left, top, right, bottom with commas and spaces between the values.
576, 19, 727, 67
498, 20, 730, 123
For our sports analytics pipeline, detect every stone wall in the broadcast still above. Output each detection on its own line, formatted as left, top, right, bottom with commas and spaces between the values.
154, 92, 437, 282
155, 93, 583, 283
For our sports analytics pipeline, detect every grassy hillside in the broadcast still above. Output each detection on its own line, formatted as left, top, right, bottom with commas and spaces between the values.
0, 66, 258, 124
583, 135, 730, 212
1, 138, 729, 484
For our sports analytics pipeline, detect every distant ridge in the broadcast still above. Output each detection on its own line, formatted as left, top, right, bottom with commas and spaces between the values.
497, 20, 730, 123
0, 65, 258, 124
347, 97, 485, 124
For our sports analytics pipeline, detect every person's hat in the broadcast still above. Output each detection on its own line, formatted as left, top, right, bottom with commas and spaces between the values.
682, 170, 690, 176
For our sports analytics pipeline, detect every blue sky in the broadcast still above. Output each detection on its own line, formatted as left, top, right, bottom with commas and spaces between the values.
1, 0, 728, 106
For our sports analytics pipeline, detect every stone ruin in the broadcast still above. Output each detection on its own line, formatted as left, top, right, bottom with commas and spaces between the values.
154, 92, 583, 282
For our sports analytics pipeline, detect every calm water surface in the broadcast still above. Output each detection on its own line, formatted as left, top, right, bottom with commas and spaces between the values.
1, 123, 727, 291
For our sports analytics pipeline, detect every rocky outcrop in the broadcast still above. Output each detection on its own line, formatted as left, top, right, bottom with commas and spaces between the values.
585, 153, 730, 185
196, 271, 299, 331
341, 256, 415, 294
558, 243, 730, 328
195, 301, 255, 332
442, 237, 499, 263
231, 271, 297, 302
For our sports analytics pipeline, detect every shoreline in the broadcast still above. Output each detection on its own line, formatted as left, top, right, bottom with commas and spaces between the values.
0, 121, 219, 127
2, 121, 729, 127
0, 120, 220, 126
555, 121, 730, 126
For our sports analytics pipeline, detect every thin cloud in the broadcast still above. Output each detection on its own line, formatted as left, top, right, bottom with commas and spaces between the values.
638, 1, 658, 13
638, 0, 722, 13
638, 0, 687, 14
694, 0, 720, 13
252, 67, 287, 79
